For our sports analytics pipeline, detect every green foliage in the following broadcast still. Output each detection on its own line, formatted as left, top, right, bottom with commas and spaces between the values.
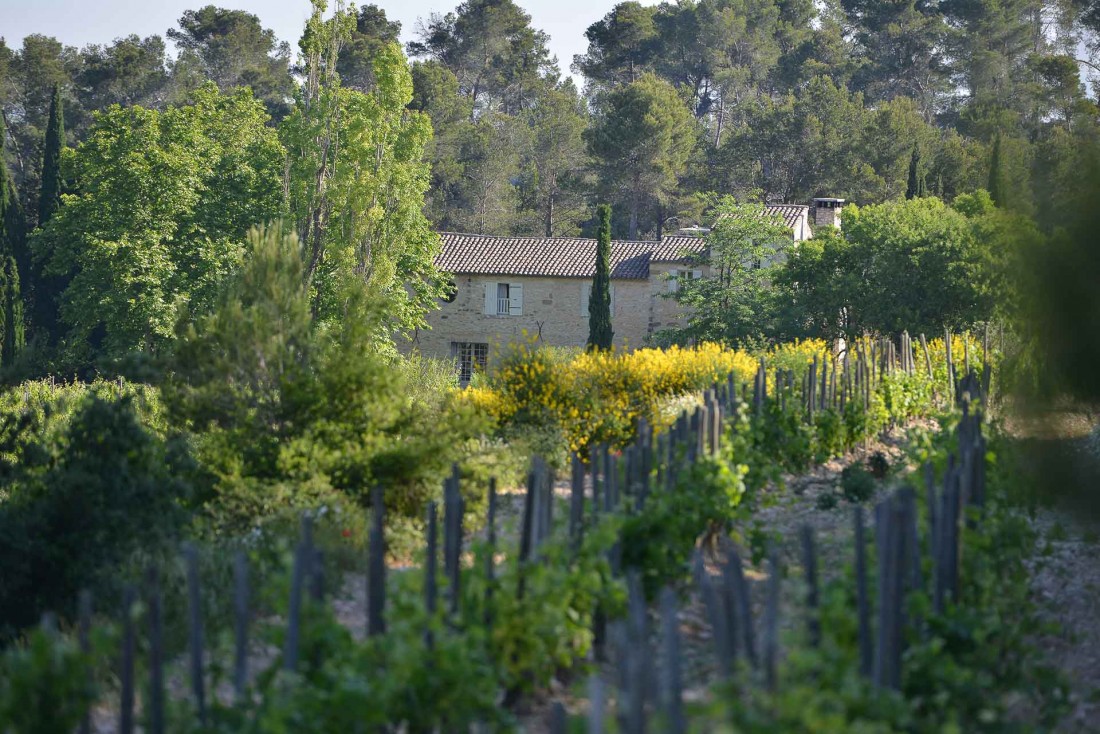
469, 520, 622, 693
32, 83, 285, 367
37, 83, 64, 227
662, 196, 794, 346
1, 256, 24, 369
166, 5, 293, 118
988, 132, 1008, 208
839, 463, 876, 502
282, 13, 442, 335
674, 420, 1070, 733
0, 392, 188, 637
164, 225, 489, 548
0, 622, 104, 732
780, 197, 1010, 339
587, 203, 614, 351
0, 116, 27, 370
585, 72, 696, 239
621, 455, 747, 597
905, 142, 926, 199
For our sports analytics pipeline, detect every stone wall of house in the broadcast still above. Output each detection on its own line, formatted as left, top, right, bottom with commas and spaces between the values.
405, 273, 653, 361
646, 260, 708, 338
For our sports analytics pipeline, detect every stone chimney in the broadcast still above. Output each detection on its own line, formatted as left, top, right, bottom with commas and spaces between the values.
813, 197, 845, 230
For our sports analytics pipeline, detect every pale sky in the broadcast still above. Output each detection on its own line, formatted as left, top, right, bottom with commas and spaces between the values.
1, 0, 657, 79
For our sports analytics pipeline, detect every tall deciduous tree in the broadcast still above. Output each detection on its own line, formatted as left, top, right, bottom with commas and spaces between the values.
663, 198, 794, 346
586, 73, 696, 239
587, 204, 613, 351
33, 84, 285, 364
283, 2, 442, 334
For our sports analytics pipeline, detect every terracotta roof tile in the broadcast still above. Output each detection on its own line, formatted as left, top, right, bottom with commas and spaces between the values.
652, 205, 810, 262
438, 205, 810, 276
651, 235, 707, 262
437, 233, 654, 280
765, 204, 811, 230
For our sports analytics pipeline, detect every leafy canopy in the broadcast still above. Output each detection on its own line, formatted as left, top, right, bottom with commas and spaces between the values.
32, 83, 284, 367
662, 196, 794, 346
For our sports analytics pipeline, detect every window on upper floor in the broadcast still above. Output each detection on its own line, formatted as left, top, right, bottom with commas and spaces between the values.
667, 269, 703, 292
483, 282, 524, 316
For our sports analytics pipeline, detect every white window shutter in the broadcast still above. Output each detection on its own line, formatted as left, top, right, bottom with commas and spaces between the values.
668, 269, 680, 293
581, 283, 590, 317
692, 269, 703, 280
509, 283, 523, 315
484, 283, 495, 315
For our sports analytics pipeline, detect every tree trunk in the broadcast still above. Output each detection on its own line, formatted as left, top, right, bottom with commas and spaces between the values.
629, 173, 641, 240
714, 100, 726, 148
545, 192, 555, 238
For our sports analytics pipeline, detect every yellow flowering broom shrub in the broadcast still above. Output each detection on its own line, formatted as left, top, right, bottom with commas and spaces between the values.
456, 332, 996, 460
459, 339, 848, 457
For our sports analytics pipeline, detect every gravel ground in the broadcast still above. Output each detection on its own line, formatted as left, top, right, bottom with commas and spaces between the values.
1022, 413, 1100, 732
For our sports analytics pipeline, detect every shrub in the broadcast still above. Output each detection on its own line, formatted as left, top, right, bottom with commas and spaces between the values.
0, 394, 189, 637
868, 450, 890, 478
0, 623, 103, 732
839, 463, 876, 503
163, 225, 492, 545
620, 455, 748, 597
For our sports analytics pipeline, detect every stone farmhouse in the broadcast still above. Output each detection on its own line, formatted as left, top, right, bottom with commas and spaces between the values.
406, 199, 843, 383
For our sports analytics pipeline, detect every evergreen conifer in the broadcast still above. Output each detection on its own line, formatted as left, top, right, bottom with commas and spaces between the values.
587, 204, 614, 351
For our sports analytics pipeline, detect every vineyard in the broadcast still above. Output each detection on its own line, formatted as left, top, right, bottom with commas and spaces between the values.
2, 332, 1074, 733
5, 0, 1100, 729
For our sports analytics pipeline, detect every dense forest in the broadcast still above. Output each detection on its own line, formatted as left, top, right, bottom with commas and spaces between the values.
6, 0, 1100, 241
2, 0, 1100, 375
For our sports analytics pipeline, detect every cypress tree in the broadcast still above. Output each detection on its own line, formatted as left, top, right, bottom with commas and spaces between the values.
0, 117, 26, 367
1, 256, 24, 368
988, 134, 1008, 208
587, 204, 614, 351
906, 143, 926, 199
39, 83, 65, 227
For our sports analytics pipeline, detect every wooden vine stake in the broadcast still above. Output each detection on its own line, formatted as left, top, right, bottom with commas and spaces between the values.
184, 543, 207, 724
146, 567, 165, 734
233, 550, 249, 700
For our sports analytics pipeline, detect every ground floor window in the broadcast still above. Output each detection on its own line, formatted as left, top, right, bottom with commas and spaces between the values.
452, 341, 489, 384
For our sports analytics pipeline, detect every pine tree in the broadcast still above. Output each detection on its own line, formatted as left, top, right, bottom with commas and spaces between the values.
39, 84, 64, 228
906, 143, 926, 199
988, 134, 1008, 208
587, 204, 614, 351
